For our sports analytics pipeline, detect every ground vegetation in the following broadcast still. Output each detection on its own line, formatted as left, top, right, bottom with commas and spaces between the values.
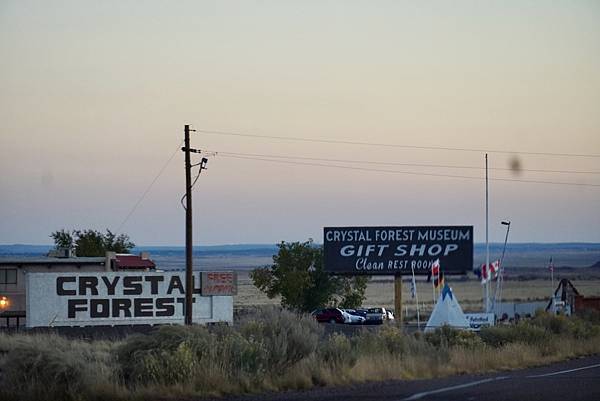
1, 309, 599, 401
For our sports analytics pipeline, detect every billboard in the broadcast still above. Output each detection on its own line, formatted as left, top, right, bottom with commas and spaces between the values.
26, 271, 234, 327
323, 226, 473, 275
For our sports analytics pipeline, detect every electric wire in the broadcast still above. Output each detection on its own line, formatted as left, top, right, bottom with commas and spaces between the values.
115, 140, 183, 234
180, 164, 204, 211
197, 128, 600, 158
217, 151, 600, 175
219, 154, 600, 188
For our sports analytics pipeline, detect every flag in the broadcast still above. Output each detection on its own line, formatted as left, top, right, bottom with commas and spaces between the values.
548, 257, 554, 272
431, 259, 443, 288
489, 260, 500, 278
480, 263, 489, 284
480, 260, 500, 285
431, 259, 440, 277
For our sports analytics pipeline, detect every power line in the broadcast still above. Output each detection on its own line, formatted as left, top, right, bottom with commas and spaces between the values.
197, 128, 600, 158
218, 151, 600, 175
219, 154, 600, 188
114, 140, 183, 234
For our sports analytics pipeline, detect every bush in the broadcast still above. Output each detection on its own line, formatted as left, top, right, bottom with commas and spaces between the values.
239, 307, 321, 371
318, 333, 356, 370
480, 323, 550, 347
0, 333, 118, 401
117, 325, 268, 387
425, 326, 482, 349
353, 325, 408, 356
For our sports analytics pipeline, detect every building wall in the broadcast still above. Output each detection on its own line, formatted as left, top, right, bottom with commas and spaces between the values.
575, 296, 600, 313
1, 263, 106, 314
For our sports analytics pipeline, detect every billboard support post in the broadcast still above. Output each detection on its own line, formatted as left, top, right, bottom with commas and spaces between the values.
394, 273, 403, 326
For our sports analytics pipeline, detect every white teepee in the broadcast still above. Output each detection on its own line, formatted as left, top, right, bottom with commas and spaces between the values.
425, 284, 470, 332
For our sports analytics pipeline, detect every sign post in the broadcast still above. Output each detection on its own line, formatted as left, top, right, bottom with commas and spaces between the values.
394, 274, 402, 325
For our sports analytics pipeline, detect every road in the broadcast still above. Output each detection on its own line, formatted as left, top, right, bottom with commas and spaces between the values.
205, 355, 600, 401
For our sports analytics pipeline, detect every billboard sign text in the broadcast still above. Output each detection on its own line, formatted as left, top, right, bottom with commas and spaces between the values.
323, 226, 473, 275
26, 271, 234, 327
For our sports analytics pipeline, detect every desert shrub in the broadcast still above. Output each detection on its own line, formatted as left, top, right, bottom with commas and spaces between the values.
118, 308, 321, 389
577, 309, 600, 324
480, 323, 550, 347
353, 325, 409, 356
425, 326, 482, 349
0, 333, 118, 401
239, 306, 321, 371
531, 312, 574, 335
117, 325, 197, 385
118, 325, 268, 387
529, 312, 600, 340
318, 333, 356, 370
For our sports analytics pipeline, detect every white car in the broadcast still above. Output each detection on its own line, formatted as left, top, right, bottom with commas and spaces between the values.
366, 307, 392, 324
343, 309, 366, 324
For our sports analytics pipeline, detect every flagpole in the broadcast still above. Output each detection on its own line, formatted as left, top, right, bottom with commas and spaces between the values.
485, 153, 490, 313
412, 265, 421, 330
432, 266, 436, 306
550, 257, 554, 295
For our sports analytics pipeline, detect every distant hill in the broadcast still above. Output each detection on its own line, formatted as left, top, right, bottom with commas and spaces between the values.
1, 242, 599, 270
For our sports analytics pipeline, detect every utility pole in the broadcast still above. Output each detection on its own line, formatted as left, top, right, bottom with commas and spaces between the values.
181, 124, 209, 325
183, 124, 194, 325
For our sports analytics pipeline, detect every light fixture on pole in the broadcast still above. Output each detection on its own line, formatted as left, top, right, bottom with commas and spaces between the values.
493, 220, 511, 315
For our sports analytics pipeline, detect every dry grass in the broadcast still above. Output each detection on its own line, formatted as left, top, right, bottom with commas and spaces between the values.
1, 310, 600, 400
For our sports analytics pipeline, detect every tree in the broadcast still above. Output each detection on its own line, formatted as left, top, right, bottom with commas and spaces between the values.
50, 229, 73, 249
251, 240, 368, 312
50, 229, 135, 257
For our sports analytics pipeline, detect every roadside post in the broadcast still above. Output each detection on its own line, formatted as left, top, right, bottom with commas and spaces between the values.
394, 273, 403, 326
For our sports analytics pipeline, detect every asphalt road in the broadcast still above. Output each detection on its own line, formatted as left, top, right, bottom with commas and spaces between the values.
206, 355, 600, 401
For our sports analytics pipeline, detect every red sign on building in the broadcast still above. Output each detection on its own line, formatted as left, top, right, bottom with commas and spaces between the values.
201, 272, 237, 296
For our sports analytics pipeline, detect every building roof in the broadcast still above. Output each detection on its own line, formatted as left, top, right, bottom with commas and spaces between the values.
113, 254, 155, 269
0, 257, 106, 266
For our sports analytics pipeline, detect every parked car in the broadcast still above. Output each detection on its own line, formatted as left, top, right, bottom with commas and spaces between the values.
342, 309, 366, 324
345, 308, 367, 318
312, 308, 351, 324
365, 307, 392, 324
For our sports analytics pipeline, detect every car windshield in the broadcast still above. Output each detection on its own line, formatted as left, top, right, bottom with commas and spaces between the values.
368, 308, 382, 313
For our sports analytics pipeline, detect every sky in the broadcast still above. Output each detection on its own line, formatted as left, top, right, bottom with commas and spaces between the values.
1, 1, 599, 246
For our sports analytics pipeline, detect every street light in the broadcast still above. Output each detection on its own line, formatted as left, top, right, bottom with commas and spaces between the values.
493, 221, 511, 316
500, 221, 511, 265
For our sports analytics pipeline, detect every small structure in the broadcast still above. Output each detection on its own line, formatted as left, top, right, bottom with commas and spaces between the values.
546, 279, 600, 315
110, 252, 156, 270
0, 251, 156, 327
425, 284, 470, 332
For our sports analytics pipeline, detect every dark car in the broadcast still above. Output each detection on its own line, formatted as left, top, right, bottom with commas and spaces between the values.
312, 308, 350, 324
